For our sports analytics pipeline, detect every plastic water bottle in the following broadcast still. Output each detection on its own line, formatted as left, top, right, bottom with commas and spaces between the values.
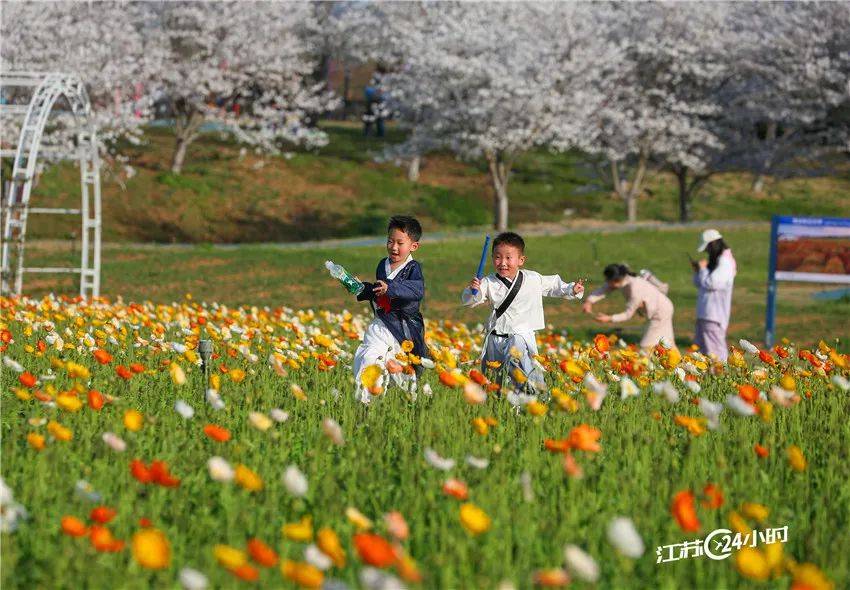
325, 260, 364, 296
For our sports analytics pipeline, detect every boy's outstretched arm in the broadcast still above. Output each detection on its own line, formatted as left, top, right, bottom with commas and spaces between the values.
461, 277, 488, 307
385, 264, 425, 301
541, 274, 584, 300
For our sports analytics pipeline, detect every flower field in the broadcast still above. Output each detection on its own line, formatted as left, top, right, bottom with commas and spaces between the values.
1, 294, 848, 589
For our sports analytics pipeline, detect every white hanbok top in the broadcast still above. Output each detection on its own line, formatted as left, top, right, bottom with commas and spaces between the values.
461, 270, 581, 336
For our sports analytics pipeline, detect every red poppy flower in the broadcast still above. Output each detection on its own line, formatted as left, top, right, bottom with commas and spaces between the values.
701, 484, 724, 509
130, 459, 152, 484
353, 533, 398, 568
203, 424, 231, 442
116, 365, 133, 380
671, 490, 701, 532
754, 444, 769, 458
88, 390, 104, 410
90, 506, 117, 524
19, 372, 37, 388
247, 538, 279, 567
93, 349, 113, 365
130, 363, 145, 373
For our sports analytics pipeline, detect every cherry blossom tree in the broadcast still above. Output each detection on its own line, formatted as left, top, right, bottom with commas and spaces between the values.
149, 2, 338, 174
373, 2, 606, 230
1, 1, 154, 159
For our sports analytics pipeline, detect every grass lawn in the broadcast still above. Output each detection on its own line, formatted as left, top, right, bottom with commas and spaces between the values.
22, 226, 850, 348
20, 121, 850, 243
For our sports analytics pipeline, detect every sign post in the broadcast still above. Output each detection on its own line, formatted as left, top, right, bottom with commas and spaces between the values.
765, 215, 850, 346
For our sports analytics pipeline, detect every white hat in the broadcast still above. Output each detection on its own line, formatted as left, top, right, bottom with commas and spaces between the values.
697, 229, 722, 252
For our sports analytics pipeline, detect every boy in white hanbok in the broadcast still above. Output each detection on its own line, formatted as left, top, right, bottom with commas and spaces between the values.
461, 232, 584, 394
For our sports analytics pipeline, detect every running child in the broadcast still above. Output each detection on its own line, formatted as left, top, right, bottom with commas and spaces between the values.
461, 232, 584, 394
352, 215, 429, 402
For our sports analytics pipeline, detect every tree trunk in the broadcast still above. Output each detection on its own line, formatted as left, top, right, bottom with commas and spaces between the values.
676, 167, 690, 222
486, 152, 511, 231
751, 121, 778, 194
170, 108, 203, 175
610, 155, 646, 223
407, 156, 421, 183
171, 137, 189, 174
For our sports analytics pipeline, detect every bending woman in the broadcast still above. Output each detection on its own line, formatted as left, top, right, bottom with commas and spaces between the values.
583, 263, 676, 350
692, 229, 736, 361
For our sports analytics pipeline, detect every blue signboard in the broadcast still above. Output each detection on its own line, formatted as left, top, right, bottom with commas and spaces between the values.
765, 215, 850, 346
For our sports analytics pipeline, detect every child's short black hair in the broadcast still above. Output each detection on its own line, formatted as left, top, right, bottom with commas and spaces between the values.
492, 232, 525, 254
603, 263, 636, 281
388, 215, 422, 241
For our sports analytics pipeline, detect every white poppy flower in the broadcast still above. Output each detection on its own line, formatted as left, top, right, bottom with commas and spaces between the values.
174, 400, 195, 419
207, 456, 234, 483
102, 432, 127, 452
270, 408, 290, 422
322, 418, 345, 446
607, 517, 645, 558
283, 465, 309, 497
2, 357, 23, 372
304, 544, 332, 571
620, 377, 640, 399
465, 455, 489, 469
179, 567, 209, 590
424, 447, 455, 471
652, 381, 679, 404
832, 374, 850, 392
725, 395, 757, 416
739, 339, 759, 354
563, 544, 600, 582
699, 398, 723, 430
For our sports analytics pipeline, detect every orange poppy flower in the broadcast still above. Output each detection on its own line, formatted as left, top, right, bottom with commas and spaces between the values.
567, 424, 602, 452
61, 515, 88, 537
701, 484, 724, 509
149, 460, 181, 488
353, 533, 398, 568
90, 525, 125, 552
534, 569, 571, 587
439, 371, 460, 388
737, 385, 760, 405
93, 349, 113, 364
203, 424, 231, 442
87, 389, 104, 410
442, 478, 469, 500
90, 506, 117, 524
754, 444, 769, 458
19, 372, 37, 388
231, 563, 260, 582
130, 459, 152, 484
671, 490, 701, 532
758, 350, 776, 366
115, 365, 133, 380
469, 369, 488, 385
130, 363, 145, 373
544, 438, 570, 453
247, 538, 279, 567
593, 334, 610, 353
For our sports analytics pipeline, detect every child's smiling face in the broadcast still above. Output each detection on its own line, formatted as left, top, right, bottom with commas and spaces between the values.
387, 228, 418, 265
493, 244, 525, 279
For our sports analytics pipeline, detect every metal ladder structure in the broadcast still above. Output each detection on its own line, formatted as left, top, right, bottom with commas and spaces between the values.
0, 71, 101, 299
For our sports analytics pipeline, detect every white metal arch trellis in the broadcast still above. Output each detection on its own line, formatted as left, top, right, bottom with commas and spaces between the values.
0, 71, 101, 298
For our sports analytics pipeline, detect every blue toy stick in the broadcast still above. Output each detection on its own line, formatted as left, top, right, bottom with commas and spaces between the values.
471, 235, 490, 295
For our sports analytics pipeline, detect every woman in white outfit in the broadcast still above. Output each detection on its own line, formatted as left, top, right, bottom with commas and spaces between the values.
692, 229, 737, 361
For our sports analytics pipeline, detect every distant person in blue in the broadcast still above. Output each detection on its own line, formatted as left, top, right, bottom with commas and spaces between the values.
692, 228, 737, 361
352, 215, 428, 402
363, 71, 387, 137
